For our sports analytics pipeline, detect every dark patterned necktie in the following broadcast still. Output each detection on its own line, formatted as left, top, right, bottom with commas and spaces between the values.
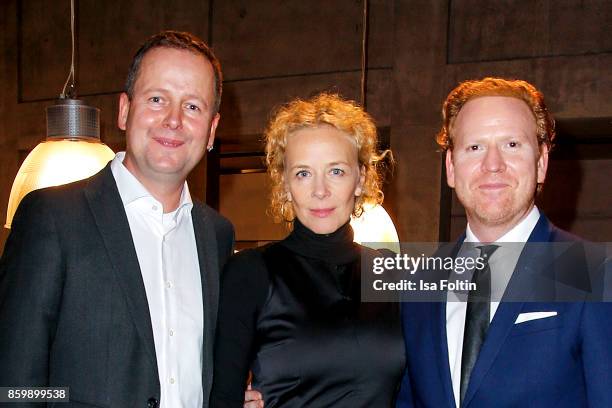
460, 244, 499, 406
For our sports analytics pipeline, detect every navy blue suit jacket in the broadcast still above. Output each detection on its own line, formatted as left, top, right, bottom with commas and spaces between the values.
396, 215, 611, 408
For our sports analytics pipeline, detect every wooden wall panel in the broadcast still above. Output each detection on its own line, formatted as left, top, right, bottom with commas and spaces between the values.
390, 1, 449, 241
367, 0, 394, 68
538, 158, 612, 241
212, 0, 392, 79
212, 0, 363, 80
219, 172, 287, 242
19, 0, 71, 101
20, 0, 211, 100
449, 0, 612, 63
217, 69, 392, 149
443, 55, 612, 119
78, 0, 211, 95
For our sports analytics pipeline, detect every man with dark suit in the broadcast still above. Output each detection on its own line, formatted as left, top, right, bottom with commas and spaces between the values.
396, 77, 611, 407
0, 31, 261, 408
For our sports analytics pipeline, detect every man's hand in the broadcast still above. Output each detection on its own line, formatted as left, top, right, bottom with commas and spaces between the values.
244, 383, 264, 408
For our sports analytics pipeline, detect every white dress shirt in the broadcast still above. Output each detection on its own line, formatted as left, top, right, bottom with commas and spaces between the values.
111, 152, 204, 408
446, 206, 541, 407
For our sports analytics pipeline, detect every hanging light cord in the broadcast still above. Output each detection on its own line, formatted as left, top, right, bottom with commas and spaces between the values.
60, 0, 76, 99
360, 0, 369, 109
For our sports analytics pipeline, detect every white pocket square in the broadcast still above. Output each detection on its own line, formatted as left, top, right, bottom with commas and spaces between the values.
514, 311, 558, 324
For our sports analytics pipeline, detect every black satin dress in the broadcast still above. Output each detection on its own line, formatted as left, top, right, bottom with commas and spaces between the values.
211, 220, 405, 407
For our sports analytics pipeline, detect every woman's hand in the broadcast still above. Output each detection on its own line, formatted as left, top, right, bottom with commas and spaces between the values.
244, 383, 264, 408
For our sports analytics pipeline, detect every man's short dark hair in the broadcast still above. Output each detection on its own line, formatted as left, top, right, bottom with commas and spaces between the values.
125, 30, 223, 114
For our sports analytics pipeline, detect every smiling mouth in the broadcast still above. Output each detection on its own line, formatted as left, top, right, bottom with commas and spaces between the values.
310, 208, 334, 218
153, 137, 184, 148
479, 182, 509, 191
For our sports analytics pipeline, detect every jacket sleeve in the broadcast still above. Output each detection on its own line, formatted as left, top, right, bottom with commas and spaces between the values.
210, 249, 269, 408
0, 191, 64, 388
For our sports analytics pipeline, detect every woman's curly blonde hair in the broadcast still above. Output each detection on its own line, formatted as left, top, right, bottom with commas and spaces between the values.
264, 93, 392, 224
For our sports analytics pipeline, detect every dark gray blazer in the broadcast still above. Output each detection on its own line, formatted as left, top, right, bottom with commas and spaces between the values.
0, 164, 234, 407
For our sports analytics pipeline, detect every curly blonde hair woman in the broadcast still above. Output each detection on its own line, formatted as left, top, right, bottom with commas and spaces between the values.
212, 93, 404, 408
265, 93, 391, 223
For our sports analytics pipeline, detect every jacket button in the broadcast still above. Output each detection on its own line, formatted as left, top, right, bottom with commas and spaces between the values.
147, 397, 159, 408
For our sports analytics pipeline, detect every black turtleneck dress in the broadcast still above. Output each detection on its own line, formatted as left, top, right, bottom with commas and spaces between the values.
211, 220, 405, 407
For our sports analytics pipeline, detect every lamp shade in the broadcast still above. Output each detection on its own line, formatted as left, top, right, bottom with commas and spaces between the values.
351, 203, 400, 253
5, 140, 115, 228
5, 99, 115, 228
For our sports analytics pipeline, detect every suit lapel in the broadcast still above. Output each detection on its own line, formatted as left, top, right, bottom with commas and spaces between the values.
84, 165, 158, 376
432, 239, 464, 408
191, 204, 220, 394
462, 216, 551, 407
461, 301, 524, 406
431, 301, 457, 408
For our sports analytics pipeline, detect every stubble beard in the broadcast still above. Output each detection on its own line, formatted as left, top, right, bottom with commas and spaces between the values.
463, 183, 537, 232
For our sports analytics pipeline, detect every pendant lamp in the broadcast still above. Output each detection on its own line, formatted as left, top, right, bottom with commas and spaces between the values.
5, 0, 114, 228
350, 0, 399, 252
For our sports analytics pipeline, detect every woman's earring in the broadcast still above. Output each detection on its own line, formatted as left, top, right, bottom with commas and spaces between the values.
207, 145, 214, 152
